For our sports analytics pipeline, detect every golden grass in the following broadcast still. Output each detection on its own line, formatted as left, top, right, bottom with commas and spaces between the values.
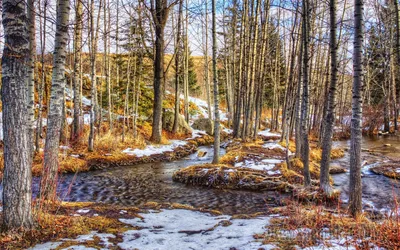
0, 202, 140, 249
257, 201, 400, 249
370, 163, 400, 179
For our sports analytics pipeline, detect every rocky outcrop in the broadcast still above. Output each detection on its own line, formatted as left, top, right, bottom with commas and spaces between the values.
162, 111, 192, 134
192, 118, 214, 135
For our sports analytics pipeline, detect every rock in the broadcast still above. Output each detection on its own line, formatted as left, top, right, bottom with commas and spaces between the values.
384, 144, 392, 147
162, 111, 192, 134
329, 163, 347, 174
192, 118, 214, 135
197, 150, 207, 158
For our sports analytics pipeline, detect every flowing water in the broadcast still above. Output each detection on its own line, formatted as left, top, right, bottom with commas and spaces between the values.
6, 136, 400, 215
332, 135, 400, 213
31, 147, 284, 214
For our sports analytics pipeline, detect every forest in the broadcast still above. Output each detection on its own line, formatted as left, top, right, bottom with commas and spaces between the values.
1, 0, 400, 248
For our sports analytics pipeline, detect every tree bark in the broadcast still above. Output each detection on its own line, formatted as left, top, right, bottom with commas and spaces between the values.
349, 0, 364, 217
173, 0, 183, 134
1, 0, 34, 229
27, 0, 35, 156
72, 0, 83, 142
151, 0, 170, 143
320, 0, 338, 196
41, 0, 71, 200
301, 0, 311, 186
212, 0, 220, 164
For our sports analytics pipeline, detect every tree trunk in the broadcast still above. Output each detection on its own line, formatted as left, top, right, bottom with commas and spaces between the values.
41, 0, 71, 200
349, 0, 364, 217
183, 0, 190, 123
36, 0, 47, 154
88, 0, 102, 151
301, 0, 311, 186
320, 0, 338, 196
72, 0, 83, 142
151, 0, 170, 143
212, 0, 220, 164
27, 0, 35, 156
1, 0, 34, 229
173, 0, 183, 134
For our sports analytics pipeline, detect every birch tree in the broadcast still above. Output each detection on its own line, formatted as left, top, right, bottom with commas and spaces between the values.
212, 0, 220, 164
41, 0, 71, 199
1, 0, 34, 229
349, 0, 364, 217
72, 0, 83, 141
301, 0, 311, 186
320, 0, 338, 196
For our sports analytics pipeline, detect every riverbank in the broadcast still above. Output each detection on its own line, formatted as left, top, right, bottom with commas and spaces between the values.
0, 129, 218, 179
173, 137, 346, 201
1, 200, 395, 249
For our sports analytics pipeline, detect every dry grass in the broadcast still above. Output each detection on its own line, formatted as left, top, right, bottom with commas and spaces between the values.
370, 163, 400, 179
257, 201, 400, 249
173, 164, 293, 192
0, 202, 140, 249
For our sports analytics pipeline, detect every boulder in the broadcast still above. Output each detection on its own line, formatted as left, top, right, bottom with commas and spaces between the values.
329, 163, 347, 174
197, 150, 207, 158
162, 111, 192, 134
192, 118, 214, 135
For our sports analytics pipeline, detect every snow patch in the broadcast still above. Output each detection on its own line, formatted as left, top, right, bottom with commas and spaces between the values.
118, 209, 273, 250
122, 140, 188, 157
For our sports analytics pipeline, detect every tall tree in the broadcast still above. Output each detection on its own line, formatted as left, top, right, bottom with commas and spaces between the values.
41, 0, 71, 199
35, 0, 47, 153
301, 0, 311, 186
150, 0, 171, 143
27, 0, 35, 155
1, 0, 34, 229
212, 0, 220, 164
173, 0, 184, 134
349, 0, 364, 217
320, 0, 338, 196
72, 0, 83, 141
88, 0, 102, 151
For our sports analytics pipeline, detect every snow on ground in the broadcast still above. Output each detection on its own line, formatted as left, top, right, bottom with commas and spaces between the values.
235, 159, 282, 175
122, 140, 188, 157
186, 95, 228, 122
29, 208, 368, 250
118, 209, 273, 250
32, 209, 276, 250
258, 129, 281, 137
189, 129, 208, 139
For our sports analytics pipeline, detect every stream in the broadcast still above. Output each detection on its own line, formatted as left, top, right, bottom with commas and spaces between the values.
11, 136, 400, 215
332, 135, 400, 213
31, 147, 284, 214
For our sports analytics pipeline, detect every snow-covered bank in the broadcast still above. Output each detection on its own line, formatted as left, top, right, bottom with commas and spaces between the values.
30, 209, 276, 250
122, 140, 188, 157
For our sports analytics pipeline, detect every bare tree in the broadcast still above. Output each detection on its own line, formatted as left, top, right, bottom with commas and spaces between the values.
320, 0, 338, 196
349, 0, 364, 217
1, 0, 34, 230
212, 0, 220, 164
150, 0, 173, 143
301, 0, 311, 186
173, 0, 183, 134
41, 0, 71, 199
27, 0, 35, 156
72, 0, 83, 141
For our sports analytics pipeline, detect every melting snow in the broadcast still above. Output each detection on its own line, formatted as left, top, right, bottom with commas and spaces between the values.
258, 129, 281, 137
118, 209, 273, 250
122, 140, 188, 157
